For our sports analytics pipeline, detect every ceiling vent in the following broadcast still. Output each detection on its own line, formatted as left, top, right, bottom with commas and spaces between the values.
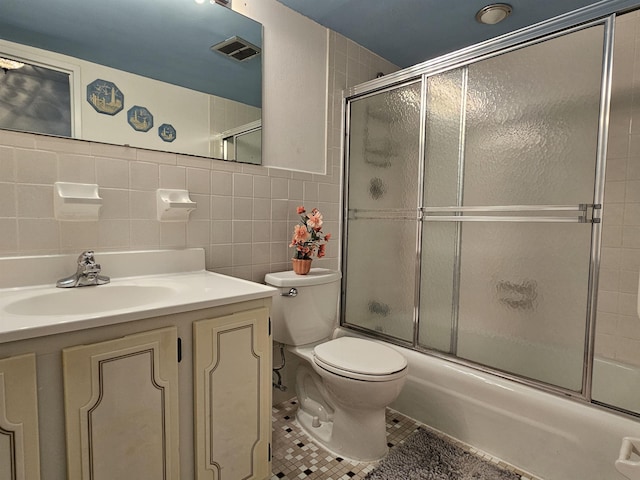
210, 36, 261, 62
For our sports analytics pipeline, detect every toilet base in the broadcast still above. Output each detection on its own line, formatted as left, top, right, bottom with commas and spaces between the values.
295, 400, 389, 462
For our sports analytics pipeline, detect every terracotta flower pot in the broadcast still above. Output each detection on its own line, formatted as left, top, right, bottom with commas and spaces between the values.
292, 258, 312, 275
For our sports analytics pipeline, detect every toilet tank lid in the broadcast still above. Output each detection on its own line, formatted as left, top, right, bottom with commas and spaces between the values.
264, 268, 341, 287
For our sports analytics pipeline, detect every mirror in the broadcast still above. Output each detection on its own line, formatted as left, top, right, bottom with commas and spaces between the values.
0, 0, 262, 164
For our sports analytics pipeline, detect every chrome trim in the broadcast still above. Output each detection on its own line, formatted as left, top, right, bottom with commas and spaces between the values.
422, 204, 591, 212
422, 216, 591, 223
414, 77, 428, 348
583, 15, 615, 401
279, 288, 298, 297
340, 97, 352, 328
347, 208, 418, 220
451, 67, 468, 356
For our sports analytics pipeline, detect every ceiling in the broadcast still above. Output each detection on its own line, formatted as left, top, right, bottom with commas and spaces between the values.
277, 0, 618, 68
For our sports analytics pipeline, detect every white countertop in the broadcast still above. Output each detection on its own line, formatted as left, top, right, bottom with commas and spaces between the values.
0, 249, 277, 344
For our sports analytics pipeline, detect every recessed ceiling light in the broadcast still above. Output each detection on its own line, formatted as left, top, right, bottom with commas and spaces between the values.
476, 3, 513, 25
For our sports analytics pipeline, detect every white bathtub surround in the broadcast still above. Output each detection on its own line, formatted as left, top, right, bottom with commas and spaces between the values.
335, 327, 640, 480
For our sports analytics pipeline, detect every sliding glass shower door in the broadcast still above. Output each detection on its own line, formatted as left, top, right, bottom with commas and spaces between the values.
343, 22, 607, 393
344, 82, 423, 343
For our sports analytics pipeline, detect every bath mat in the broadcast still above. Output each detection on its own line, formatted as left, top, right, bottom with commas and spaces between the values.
365, 428, 521, 480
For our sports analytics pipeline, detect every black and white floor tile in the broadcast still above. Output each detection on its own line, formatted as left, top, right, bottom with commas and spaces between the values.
270, 398, 537, 480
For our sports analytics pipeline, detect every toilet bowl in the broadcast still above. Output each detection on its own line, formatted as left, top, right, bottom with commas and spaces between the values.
265, 269, 408, 461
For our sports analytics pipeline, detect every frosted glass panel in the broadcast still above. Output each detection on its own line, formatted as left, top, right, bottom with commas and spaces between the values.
348, 82, 422, 210
419, 222, 457, 352
344, 219, 417, 342
456, 223, 592, 391
463, 25, 603, 206
424, 69, 464, 207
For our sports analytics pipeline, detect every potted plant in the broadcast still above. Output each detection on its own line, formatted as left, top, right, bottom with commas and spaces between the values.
289, 206, 331, 275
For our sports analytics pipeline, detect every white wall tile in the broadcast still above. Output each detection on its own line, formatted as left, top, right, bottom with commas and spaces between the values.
159, 165, 186, 189
211, 220, 232, 244
0, 146, 16, 181
98, 219, 130, 248
159, 222, 186, 247
15, 149, 57, 184
0, 219, 17, 252
0, 183, 16, 217
57, 153, 96, 183
187, 167, 211, 194
59, 221, 100, 251
96, 157, 130, 188
130, 162, 159, 190
233, 173, 254, 197
99, 189, 130, 219
211, 171, 233, 195
233, 197, 253, 220
18, 219, 59, 251
16, 185, 54, 218
130, 219, 159, 247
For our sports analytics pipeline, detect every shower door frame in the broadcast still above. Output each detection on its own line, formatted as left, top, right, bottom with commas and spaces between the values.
340, 1, 638, 408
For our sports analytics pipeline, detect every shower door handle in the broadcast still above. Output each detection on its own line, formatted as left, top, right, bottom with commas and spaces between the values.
421, 204, 600, 223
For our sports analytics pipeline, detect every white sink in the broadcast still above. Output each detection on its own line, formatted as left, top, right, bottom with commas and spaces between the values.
4, 285, 177, 316
0, 249, 277, 344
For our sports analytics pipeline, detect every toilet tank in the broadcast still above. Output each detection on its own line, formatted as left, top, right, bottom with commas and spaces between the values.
265, 269, 341, 346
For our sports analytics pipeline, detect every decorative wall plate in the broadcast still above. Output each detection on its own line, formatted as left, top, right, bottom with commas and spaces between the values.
158, 123, 176, 142
127, 106, 153, 132
86, 79, 124, 115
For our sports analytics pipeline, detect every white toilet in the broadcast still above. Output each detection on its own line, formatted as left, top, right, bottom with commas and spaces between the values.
265, 268, 408, 462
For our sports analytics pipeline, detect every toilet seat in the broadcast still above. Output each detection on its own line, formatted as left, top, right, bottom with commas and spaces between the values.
313, 337, 407, 382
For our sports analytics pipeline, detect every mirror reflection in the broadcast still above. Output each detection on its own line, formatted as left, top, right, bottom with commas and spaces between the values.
0, 0, 262, 164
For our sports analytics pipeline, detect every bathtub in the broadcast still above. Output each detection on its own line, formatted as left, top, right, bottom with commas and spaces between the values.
335, 327, 640, 480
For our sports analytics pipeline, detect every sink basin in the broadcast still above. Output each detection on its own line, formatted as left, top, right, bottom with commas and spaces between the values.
4, 285, 176, 316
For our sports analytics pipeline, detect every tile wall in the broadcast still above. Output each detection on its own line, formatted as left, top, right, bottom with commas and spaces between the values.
596, 10, 640, 366
0, 32, 397, 284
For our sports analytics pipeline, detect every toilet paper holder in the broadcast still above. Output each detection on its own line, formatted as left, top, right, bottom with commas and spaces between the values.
616, 437, 640, 479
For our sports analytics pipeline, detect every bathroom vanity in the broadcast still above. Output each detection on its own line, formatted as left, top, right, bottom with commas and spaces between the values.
0, 248, 276, 480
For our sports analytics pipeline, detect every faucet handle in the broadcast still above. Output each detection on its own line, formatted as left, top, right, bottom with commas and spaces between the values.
76, 250, 102, 275
77, 250, 96, 265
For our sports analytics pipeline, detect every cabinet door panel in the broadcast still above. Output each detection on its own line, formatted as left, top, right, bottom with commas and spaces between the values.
0, 353, 40, 480
194, 308, 271, 480
63, 327, 179, 480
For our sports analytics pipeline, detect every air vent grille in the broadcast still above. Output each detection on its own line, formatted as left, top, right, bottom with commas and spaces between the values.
210, 36, 261, 62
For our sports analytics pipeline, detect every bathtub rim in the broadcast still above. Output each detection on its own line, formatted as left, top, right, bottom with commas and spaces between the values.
335, 325, 640, 421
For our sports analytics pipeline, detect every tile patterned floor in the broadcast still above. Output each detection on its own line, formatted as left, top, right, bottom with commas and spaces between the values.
271, 398, 540, 480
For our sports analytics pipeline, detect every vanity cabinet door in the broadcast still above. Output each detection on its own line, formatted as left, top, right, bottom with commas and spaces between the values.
0, 353, 40, 480
194, 307, 271, 480
62, 327, 180, 480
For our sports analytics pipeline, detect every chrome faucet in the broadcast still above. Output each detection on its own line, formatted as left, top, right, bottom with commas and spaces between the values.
56, 250, 110, 288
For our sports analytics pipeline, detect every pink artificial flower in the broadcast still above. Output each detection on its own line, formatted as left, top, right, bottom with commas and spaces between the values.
317, 244, 326, 258
324, 233, 331, 241
297, 206, 306, 214
292, 224, 310, 244
307, 210, 323, 230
